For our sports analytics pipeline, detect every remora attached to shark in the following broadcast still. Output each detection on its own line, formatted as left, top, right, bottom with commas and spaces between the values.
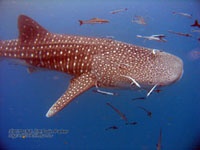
0, 15, 183, 117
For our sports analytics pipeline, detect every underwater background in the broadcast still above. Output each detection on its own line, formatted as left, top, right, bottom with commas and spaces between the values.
0, 0, 200, 149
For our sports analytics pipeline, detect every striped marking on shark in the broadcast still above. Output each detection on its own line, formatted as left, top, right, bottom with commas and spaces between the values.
0, 15, 183, 117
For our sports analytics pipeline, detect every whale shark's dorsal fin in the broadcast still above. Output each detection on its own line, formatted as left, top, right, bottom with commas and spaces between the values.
18, 15, 48, 43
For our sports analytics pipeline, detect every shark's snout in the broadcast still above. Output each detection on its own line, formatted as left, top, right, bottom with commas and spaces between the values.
171, 56, 183, 82
156, 51, 183, 86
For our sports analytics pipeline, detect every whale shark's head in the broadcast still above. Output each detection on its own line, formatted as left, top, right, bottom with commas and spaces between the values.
134, 50, 183, 88
150, 50, 183, 86
91, 44, 183, 89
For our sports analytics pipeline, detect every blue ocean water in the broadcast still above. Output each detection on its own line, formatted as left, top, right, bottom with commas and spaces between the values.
0, 0, 200, 149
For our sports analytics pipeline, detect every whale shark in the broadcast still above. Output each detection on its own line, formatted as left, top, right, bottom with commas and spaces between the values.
0, 15, 183, 117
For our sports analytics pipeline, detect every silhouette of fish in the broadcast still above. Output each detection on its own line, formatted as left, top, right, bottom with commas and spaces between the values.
0, 15, 183, 117
168, 30, 192, 37
138, 106, 152, 117
191, 20, 200, 28
125, 121, 137, 125
132, 97, 146, 101
105, 125, 118, 130
156, 128, 162, 150
106, 102, 128, 123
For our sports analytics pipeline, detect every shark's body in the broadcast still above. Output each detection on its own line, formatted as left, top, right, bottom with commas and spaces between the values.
0, 15, 183, 117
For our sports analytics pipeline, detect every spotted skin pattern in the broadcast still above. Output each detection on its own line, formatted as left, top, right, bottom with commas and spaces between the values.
0, 15, 183, 117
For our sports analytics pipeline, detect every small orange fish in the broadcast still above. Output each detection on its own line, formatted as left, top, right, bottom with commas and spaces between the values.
78, 18, 109, 25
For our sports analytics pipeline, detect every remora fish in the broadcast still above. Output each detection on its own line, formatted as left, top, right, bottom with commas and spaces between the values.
172, 12, 192, 18
0, 15, 183, 117
78, 18, 109, 25
136, 34, 167, 42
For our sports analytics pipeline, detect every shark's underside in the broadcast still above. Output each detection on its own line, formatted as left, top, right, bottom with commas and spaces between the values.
0, 15, 183, 117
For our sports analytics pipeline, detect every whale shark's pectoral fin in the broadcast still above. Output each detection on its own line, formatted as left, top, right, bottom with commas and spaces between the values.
46, 72, 96, 117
